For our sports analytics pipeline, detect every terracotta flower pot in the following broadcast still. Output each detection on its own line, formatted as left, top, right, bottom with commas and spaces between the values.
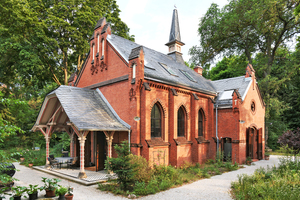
65, 194, 73, 200
45, 189, 56, 197
28, 163, 33, 167
265, 156, 270, 160
20, 157, 25, 162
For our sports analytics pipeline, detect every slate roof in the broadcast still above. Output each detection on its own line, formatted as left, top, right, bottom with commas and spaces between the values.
107, 34, 216, 95
212, 76, 252, 107
94, 18, 104, 30
33, 85, 130, 131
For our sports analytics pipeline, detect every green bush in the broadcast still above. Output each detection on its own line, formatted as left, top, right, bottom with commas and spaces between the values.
105, 140, 134, 190
231, 154, 300, 200
128, 154, 153, 183
21, 149, 46, 166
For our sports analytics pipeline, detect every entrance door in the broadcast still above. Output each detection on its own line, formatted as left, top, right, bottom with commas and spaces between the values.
257, 128, 263, 160
246, 128, 254, 158
223, 138, 232, 161
95, 131, 106, 171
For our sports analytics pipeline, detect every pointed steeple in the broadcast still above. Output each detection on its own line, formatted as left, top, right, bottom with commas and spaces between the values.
169, 8, 182, 43
165, 7, 185, 64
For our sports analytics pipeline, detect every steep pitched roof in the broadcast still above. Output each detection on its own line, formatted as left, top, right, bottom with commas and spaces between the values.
212, 76, 252, 107
107, 34, 216, 95
33, 85, 130, 132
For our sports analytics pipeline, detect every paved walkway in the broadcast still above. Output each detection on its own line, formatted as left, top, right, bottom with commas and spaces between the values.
3, 156, 280, 200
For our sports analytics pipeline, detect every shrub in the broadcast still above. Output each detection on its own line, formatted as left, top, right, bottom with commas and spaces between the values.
231, 154, 300, 200
105, 140, 134, 190
278, 128, 300, 154
128, 154, 153, 183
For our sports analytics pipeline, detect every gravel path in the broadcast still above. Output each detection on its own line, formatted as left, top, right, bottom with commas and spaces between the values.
4, 156, 280, 200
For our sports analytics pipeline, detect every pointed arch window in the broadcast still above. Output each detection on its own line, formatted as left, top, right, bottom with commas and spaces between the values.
177, 106, 185, 137
101, 38, 105, 57
151, 103, 162, 138
198, 109, 204, 137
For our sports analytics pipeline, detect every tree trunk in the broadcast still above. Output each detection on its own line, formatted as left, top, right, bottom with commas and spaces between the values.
63, 51, 68, 85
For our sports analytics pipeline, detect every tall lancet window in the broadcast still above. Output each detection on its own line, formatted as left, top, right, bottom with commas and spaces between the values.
101, 38, 105, 57
151, 103, 162, 138
97, 34, 100, 54
198, 109, 204, 137
92, 44, 95, 62
132, 64, 136, 79
177, 106, 185, 137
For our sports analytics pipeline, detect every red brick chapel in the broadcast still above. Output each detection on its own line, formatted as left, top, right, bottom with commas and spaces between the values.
32, 8, 265, 178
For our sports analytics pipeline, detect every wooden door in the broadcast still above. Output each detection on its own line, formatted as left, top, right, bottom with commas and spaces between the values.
246, 128, 254, 158
258, 128, 263, 160
96, 131, 106, 171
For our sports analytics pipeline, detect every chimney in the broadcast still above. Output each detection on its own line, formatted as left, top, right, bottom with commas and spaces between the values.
194, 66, 203, 76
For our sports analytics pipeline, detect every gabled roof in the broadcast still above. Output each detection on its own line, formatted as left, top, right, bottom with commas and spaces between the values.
32, 85, 130, 132
212, 76, 252, 107
107, 34, 216, 95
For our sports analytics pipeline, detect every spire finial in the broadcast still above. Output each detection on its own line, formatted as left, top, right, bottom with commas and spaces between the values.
174, 4, 177, 9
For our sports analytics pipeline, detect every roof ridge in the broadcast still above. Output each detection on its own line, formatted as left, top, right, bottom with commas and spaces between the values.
212, 76, 245, 82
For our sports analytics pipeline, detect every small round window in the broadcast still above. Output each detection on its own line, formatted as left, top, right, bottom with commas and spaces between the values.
251, 102, 255, 112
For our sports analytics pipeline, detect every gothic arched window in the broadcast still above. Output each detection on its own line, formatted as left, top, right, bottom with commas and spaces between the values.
151, 103, 162, 138
198, 109, 204, 137
177, 106, 185, 137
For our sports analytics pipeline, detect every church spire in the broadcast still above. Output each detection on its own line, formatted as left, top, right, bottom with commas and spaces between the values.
165, 7, 185, 64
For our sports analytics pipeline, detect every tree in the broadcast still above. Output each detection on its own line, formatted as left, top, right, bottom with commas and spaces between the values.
190, 0, 300, 68
105, 141, 134, 190
0, 0, 134, 92
278, 128, 300, 154
206, 54, 248, 80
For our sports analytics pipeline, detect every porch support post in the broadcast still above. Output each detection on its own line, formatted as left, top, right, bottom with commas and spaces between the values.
45, 136, 50, 165
104, 131, 115, 158
78, 135, 87, 179
70, 132, 75, 158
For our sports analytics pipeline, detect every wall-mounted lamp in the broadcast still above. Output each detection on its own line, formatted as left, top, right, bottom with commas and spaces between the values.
134, 116, 140, 121
239, 120, 245, 124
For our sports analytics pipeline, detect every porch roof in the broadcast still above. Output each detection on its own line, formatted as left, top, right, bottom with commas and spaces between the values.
32, 85, 130, 132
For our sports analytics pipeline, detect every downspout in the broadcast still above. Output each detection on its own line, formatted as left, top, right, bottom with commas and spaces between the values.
215, 103, 219, 158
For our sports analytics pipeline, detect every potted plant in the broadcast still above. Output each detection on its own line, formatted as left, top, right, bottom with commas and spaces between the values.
0, 187, 9, 200
26, 184, 42, 200
64, 186, 73, 200
56, 185, 68, 200
41, 177, 60, 197
265, 152, 270, 160
246, 157, 252, 165
10, 186, 27, 200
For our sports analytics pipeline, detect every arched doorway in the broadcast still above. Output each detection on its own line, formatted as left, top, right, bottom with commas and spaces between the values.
246, 127, 255, 159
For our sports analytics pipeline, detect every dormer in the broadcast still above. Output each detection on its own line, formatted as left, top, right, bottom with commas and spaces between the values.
165, 8, 185, 64
128, 46, 145, 85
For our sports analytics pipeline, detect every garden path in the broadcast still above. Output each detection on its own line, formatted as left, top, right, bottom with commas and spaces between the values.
5, 156, 280, 200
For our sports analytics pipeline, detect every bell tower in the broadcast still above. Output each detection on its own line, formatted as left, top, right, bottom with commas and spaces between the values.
165, 7, 185, 64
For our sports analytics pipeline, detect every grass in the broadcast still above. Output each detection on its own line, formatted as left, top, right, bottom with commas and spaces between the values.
98, 159, 240, 197
231, 154, 300, 200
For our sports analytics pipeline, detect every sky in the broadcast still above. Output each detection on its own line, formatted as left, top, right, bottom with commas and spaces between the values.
116, 0, 228, 63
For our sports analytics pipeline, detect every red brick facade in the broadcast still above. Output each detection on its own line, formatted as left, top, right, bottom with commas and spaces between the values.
74, 19, 265, 166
